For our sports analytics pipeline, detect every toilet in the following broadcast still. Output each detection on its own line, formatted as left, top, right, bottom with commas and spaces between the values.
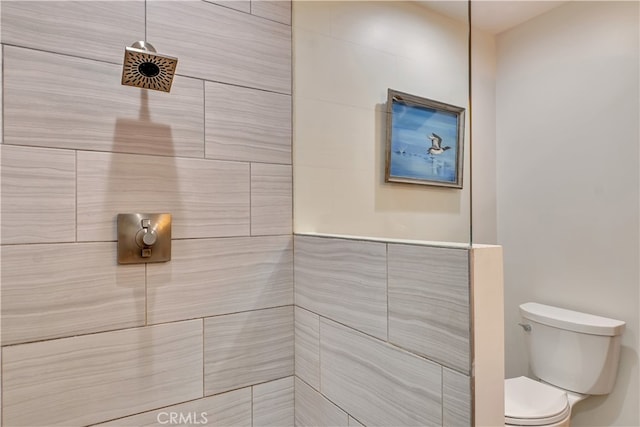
505, 302, 625, 426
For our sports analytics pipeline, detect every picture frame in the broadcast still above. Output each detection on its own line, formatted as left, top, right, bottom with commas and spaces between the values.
385, 89, 465, 188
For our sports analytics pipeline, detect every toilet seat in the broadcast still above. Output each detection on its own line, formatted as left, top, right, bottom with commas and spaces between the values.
505, 377, 571, 426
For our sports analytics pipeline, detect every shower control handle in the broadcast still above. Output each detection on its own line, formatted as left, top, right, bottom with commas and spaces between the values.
117, 213, 172, 264
142, 230, 157, 247
136, 219, 157, 258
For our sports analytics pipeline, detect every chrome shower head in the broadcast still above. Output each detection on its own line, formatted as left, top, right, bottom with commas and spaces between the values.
121, 41, 178, 93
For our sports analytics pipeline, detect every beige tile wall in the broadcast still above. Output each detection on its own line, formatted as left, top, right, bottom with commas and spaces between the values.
147, 236, 293, 324
1, 242, 145, 345
204, 306, 294, 395
295, 377, 348, 427
3, 46, 205, 157
294, 235, 388, 340
146, 1, 291, 93
293, 235, 477, 427
205, 82, 291, 164
294, 306, 320, 390
388, 243, 471, 373
320, 318, 443, 426
253, 376, 295, 426
2, 320, 204, 426
1, 1, 145, 64
1, 145, 76, 244
1, 0, 293, 425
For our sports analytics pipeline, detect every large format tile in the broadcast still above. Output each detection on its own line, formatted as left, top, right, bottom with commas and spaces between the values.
2, 320, 203, 426
252, 0, 292, 25
97, 388, 252, 427
3, 47, 204, 157
388, 244, 471, 372
294, 377, 348, 427
1, 49, 3, 143
147, 1, 291, 93
251, 163, 292, 235
349, 416, 365, 427
77, 151, 249, 241
320, 319, 442, 427
294, 235, 387, 339
205, 82, 291, 164
1, 1, 144, 64
294, 307, 320, 389
0, 145, 75, 244
147, 236, 293, 324
204, 307, 293, 395
205, 0, 250, 13
1, 243, 144, 345
443, 367, 472, 427
253, 376, 294, 427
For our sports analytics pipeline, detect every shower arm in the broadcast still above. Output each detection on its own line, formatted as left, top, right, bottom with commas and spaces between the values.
130, 41, 157, 53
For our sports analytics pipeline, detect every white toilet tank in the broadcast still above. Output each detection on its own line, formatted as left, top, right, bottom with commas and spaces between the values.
520, 302, 625, 395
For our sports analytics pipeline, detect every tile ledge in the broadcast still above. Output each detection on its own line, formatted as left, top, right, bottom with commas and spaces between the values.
294, 232, 491, 249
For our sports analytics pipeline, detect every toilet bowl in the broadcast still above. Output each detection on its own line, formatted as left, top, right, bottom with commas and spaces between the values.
504, 303, 625, 427
505, 376, 586, 426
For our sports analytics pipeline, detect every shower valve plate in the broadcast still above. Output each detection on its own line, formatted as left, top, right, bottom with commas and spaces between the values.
117, 213, 172, 264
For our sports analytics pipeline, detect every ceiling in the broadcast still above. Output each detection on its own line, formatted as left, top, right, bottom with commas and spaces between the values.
420, 0, 568, 34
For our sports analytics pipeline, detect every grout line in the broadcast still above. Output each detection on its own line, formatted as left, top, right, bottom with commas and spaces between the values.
441, 368, 445, 424
386, 242, 389, 342
1, 43, 292, 97
296, 375, 351, 423
0, 233, 293, 248
312, 309, 470, 376
29, 146, 291, 166
293, 371, 297, 425
1, 346, 3, 427
200, 0, 292, 26
202, 317, 206, 398
0, 143, 291, 165
202, 79, 207, 159
251, 382, 254, 426
144, 263, 148, 326
0, 306, 292, 349
85, 376, 292, 427
144, 0, 147, 42
75, 149, 78, 243
2, 43, 4, 145
317, 309, 322, 392
249, 162, 253, 236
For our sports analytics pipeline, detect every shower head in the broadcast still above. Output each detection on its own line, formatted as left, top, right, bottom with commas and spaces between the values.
121, 41, 178, 93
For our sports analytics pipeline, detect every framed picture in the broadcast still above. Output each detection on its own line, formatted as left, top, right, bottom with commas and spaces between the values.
385, 89, 465, 188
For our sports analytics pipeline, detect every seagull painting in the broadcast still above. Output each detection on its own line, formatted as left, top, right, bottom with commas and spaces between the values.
427, 133, 451, 155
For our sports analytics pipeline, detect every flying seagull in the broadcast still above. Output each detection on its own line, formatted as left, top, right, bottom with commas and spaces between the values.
427, 133, 451, 155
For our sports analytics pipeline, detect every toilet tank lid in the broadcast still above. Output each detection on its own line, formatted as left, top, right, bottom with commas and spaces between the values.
520, 303, 625, 336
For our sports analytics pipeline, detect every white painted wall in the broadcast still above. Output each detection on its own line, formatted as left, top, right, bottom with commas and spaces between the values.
471, 26, 498, 244
496, 2, 639, 426
293, 1, 471, 243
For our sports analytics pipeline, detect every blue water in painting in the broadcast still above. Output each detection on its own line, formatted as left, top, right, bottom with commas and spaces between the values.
390, 147, 457, 182
389, 101, 459, 183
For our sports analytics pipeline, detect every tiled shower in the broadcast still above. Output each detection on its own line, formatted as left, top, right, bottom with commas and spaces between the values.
0, 1, 503, 426
1, 1, 293, 425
